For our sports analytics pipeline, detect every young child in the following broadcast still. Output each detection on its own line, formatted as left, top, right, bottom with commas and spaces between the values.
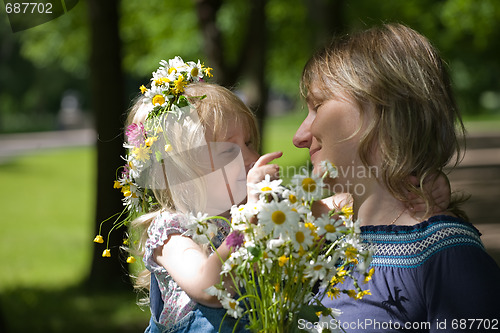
116, 58, 281, 333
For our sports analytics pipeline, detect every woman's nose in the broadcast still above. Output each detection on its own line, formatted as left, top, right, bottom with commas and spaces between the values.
293, 113, 313, 149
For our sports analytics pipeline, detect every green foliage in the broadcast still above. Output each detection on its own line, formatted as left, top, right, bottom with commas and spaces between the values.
265, 0, 311, 94
121, 1, 203, 79
16, 1, 89, 75
3, 0, 500, 133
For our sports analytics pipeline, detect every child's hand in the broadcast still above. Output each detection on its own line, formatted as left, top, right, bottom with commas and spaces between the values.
246, 151, 283, 204
312, 193, 353, 219
407, 172, 451, 215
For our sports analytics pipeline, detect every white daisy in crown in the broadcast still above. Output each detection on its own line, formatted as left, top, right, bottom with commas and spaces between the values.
186, 60, 204, 82
143, 87, 168, 107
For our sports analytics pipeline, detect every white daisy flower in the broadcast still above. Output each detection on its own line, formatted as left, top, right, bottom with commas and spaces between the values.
220, 296, 244, 318
204, 284, 225, 299
291, 167, 325, 201
250, 174, 283, 199
150, 70, 172, 88
316, 308, 343, 333
186, 60, 204, 82
257, 200, 300, 239
344, 216, 361, 234
315, 214, 347, 242
267, 237, 285, 251
319, 160, 339, 179
290, 223, 314, 252
166, 56, 189, 76
282, 188, 300, 205
143, 87, 168, 107
185, 213, 218, 245
222, 248, 249, 276
304, 255, 335, 284
230, 203, 258, 228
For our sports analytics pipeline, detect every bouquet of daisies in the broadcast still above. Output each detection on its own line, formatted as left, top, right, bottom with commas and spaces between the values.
187, 161, 374, 332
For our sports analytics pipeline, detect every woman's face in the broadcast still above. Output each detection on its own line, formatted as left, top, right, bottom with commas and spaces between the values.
293, 88, 373, 191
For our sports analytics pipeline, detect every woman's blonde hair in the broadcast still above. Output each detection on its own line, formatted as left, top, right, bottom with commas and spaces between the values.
301, 23, 467, 219
127, 82, 259, 295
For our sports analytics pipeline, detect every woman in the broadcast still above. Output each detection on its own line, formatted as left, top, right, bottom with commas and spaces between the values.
293, 23, 500, 332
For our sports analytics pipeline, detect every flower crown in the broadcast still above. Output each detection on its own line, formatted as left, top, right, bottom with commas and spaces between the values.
93, 56, 213, 261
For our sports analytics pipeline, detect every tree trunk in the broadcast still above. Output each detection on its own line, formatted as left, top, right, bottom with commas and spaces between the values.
86, 0, 130, 291
195, 0, 269, 141
306, 0, 347, 48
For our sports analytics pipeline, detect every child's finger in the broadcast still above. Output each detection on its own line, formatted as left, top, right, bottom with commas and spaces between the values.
252, 151, 283, 168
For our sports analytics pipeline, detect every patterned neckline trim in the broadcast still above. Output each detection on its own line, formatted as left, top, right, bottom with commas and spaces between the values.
360, 214, 477, 234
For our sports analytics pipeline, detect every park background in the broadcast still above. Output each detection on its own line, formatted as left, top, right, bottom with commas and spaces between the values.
1, 0, 500, 332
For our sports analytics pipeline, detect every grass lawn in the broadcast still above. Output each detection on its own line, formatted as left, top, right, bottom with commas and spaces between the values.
0, 147, 150, 332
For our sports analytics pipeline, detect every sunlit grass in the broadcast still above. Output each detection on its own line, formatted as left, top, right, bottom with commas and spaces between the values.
0, 147, 95, 289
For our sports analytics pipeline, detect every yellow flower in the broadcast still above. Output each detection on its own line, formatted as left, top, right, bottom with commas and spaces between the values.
363, 268, 375, 284
174, 74, 187, 94
271, 211, 286, 225
331, 268, 347, 284
113, 180, 122, 189
121, 185, 131, 197
152, 94, 166, 106
126, 256, 136, 264
341, 205, 353, 217
346, 289, 357, 298
204, 66, 213, 77
301, 177, 317, 192
328, 287, 341, 300
102, 249, 111, 257
355, 290, 371, 300
93, 235, 104, 243
304, 222, 318, 239
139, 85, 147, 94
278, 255, 289, 267
123, 238, 129, 246
145, 136, 158, 147
132, 144, 152, 163
344, 245, 358, 260
154, 77, 170, 86
190, 67, 199, 78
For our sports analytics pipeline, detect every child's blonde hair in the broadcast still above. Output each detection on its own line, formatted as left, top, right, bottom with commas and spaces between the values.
301, 23, 467, 219
127, 82, 259, 293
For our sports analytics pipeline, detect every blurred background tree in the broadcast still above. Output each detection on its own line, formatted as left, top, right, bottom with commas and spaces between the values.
2, 0, 500, 291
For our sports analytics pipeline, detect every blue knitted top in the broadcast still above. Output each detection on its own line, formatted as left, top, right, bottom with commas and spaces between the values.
321, 215, 500, 332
